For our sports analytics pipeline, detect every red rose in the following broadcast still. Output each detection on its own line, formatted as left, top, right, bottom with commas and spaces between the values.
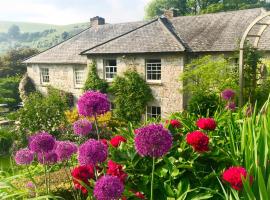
222, 166, 252, 190
71, 165, 94, 194
196, 118, 216, 131
110, 135, 127, 147
186, 131, 209, 153
107, 160, 128, 183
170, 119, 181, 128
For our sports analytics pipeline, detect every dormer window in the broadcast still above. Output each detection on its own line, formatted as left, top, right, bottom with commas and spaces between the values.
104, 59, 117, 80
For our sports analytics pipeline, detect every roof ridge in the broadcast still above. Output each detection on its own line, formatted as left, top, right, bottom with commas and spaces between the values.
80, 18, 159, 55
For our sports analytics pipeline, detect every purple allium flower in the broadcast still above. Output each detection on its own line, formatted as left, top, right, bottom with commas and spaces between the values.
14, 148, 34, 165
221, 89, 235, 101
135, 124, 173, 157
55, 141, 77, 161
29, 131, 55, 153
37, 151, 58, 165
94, 175, 124, 200
78, 139, 108, 165
73, 119, 92, 136
226, 102, 236, 111
77, 91, 110, 117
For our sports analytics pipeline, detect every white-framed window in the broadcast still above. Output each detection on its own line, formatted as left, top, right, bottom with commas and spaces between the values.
40, 67, 49, 84
146, 106, 161, 119
146, 59, 161, 81
74, 67, 85, 87
104, 59, 117, 80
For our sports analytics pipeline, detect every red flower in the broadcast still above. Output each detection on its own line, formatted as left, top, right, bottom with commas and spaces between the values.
170, 119, 182, 128
134, 191, 146, 199
107, 160, 128, 182
196, 118, 216, 131
121, 196, 127, 200
101, 139, 108, 148
222, 166, 252, 190
110, 135, 127, 147
186, 131, 209, 153
71, 165, 94, 194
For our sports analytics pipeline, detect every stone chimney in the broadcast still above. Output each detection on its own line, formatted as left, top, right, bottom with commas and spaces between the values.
163, 9, 177, 19
90, 16, 105, 27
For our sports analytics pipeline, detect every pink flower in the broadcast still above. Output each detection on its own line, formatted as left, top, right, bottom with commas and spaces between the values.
110, 136, 127, 148
170, 119, 182, 128
196, 118, 216, 131
226, 102, 236, 111
186, 131, 209, 153
106, 160, 128, 183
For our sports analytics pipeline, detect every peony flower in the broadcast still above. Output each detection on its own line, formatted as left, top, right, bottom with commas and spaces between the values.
110, 135, 127, 148
77, 91, 110, 117
221, 89, 235, 100
71, 165, 95, 194
55, 141, 77, 161
222, 166, 252, 190
196, 118, 216, 131
94, 175, 124, 200
14, 149, 34, 165
226, 102, 236, 111
135, 124, 173, 157
73, 119, 92, 136
101, 139, 108, 148
170, 119, 182, 128
78, 139, 108, 165
107, 160, 128, 183
186, 131, 209, 153
37, 151, 58, 165
29, 131, 55, 153
134, 191, 146, 199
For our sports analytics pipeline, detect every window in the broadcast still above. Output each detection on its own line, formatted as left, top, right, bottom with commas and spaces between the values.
146, 106, 161, 119
40, 68, 49, 83
104, 59, 117, 80
146, 59, 161, 81
74, 67, 85, 86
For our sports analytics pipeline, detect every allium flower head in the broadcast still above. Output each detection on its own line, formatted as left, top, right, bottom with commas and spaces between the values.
110, 135, 127, 148
15, 148, 34, 165
107, 160, 128, 183
135, 124, 173, 157
37, 151, 58, 165
71, 165, 94, 194
186, 131, 209, 153
226, 102, 236, 111
222, 166, 252, 190
73, 119, 92, 136
77, 91, 110, 117
221, 89, 235, 100
196, 118, 217, 131
55, 141, 77, 161
94, 175, 124, 200
29, 131, 55, 153
78, 139, 108, 165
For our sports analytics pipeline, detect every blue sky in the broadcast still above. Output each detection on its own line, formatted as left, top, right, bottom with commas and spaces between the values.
0, 0, 151, 25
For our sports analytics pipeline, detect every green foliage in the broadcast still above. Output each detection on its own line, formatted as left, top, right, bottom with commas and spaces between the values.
187, 90, 220, 116
0, 127, 15, 155
83, 61, 108, 93
109, 70, 153, 123
0, 76, 21, 107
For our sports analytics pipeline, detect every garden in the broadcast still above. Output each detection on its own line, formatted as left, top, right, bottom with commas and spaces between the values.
0, 49, 270, 200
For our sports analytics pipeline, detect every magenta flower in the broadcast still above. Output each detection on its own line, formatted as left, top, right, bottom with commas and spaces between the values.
78, 139, 108, 165
14, 148, 34, 165
77, 91, 110, 117
55, 141, 77, 161
221, 89, 235, 100
73, 119, 92, 136
135, 124, 173, 157
226, 102, 236, 111
94, 175, 124, 200
37, 151, 58, 165
29, 131, 55, 153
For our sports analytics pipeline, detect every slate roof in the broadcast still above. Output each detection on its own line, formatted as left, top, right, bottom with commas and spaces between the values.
24, 8, 270, 64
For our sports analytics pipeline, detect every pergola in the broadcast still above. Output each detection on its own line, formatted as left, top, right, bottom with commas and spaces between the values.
239, 10, 270, 106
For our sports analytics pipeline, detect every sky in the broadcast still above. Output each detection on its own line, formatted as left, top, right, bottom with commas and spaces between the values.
0, 0, 152, 25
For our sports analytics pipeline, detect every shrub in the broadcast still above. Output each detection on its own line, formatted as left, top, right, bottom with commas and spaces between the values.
0, 127, 15, 155
109, 70, 153, 123
83, 61, 108, 93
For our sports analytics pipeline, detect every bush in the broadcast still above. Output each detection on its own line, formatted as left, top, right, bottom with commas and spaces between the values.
0, 127, 15, 155
109, 70, 153, 123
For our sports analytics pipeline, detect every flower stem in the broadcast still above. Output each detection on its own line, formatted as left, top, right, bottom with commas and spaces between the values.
94, 114, 100, 140
150, 157, 155, 200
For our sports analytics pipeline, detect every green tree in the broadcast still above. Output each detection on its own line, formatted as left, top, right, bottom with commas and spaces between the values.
109, 70, 153, 123
8, 25, 20, 39
83, 61, 108, 93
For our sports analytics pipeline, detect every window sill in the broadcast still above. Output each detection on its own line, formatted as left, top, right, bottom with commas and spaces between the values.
146, 80, 162, 86
40, 83, 50, 87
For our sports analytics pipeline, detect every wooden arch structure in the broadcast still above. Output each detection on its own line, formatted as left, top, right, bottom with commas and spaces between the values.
239, 10, 270, 106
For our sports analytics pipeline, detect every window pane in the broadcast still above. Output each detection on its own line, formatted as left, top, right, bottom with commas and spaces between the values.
104, 60, 117, 79
146, 59, 161, 81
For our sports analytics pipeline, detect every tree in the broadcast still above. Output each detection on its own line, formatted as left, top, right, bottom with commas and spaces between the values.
109, 70, 153, 123
8, 25, 20, 39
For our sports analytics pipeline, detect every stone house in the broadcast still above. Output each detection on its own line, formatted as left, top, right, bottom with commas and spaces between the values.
24, 8, 270, 118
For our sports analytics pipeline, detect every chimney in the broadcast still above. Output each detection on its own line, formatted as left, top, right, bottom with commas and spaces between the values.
163, 9, 177, 19
90, 16, 105, 27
